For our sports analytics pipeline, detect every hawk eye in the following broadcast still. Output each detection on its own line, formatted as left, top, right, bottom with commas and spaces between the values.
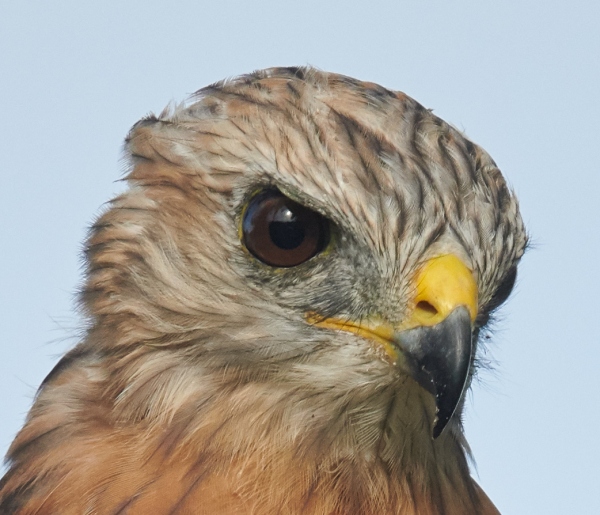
242, 190, 330, 267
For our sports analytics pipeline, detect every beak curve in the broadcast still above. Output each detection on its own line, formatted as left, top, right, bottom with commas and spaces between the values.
395, 306, 473, 438
306, 254, 478, 439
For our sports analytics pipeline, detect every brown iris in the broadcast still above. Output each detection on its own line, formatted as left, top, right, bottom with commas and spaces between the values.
242, 190, 330, 267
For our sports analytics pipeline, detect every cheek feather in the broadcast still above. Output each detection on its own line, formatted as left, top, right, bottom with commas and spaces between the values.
0, 67, 520, 515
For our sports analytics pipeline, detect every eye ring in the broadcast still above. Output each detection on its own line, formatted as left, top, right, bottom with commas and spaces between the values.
242, 190, 330, 267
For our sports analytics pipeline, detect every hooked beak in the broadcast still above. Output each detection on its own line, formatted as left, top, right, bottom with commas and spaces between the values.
395, 306, 473, 438
307, 254, 478, 439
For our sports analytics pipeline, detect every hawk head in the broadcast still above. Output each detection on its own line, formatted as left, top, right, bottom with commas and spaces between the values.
1, 67, 526, 514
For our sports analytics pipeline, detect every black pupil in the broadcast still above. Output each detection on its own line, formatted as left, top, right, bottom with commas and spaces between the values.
269, 207, 304, 249
242, 189, 329, 267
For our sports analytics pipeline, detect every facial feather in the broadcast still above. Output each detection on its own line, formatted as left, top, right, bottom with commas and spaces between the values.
0, 67, 524, 514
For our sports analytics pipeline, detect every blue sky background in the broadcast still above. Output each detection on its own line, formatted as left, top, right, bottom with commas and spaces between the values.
1, 1, 599, 513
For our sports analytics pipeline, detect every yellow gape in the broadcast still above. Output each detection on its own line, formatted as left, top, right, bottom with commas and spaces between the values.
306, 254, 478, 361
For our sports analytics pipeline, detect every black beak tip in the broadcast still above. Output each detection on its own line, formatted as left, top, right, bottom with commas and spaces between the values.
430, 369, 468, 439
432, 406, 453, 439
396, 306, 474, 440
432, 420, 445, 439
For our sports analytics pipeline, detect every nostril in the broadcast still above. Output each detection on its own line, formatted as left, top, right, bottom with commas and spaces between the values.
416, 301, 438, 316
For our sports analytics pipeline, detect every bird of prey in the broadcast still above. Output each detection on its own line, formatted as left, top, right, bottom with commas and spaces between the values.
0, 67, 526, 514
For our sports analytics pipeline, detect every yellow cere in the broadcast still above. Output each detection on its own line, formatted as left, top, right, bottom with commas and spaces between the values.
305, 254, 478, 361
407, 254, 478, 329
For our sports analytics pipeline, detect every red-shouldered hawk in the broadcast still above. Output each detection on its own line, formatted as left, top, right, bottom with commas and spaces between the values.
1, 67, 526, 514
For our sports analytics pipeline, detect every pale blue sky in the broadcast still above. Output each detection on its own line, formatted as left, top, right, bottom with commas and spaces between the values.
1, 1, 599, 513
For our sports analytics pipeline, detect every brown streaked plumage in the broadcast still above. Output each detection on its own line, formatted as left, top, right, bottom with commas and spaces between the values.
0, 67, 526, 514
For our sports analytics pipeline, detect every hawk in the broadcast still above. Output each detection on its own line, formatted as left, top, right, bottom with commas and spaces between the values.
0, 67, 526, 514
